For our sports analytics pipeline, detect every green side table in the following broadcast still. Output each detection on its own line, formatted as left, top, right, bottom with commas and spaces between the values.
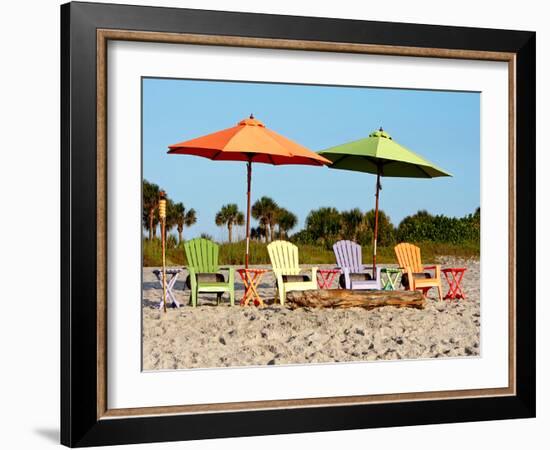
380, 268, 401, 290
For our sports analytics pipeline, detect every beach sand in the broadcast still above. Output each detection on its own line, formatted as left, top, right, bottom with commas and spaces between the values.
142, 257, 480, 370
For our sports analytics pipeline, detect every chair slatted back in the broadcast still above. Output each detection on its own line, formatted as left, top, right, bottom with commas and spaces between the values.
184, 238, 219, 273
333, 240, 364, 272
394, 243, 423, 272
267, 240, 301, 275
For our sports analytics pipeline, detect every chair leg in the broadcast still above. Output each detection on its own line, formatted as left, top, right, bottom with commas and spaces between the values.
437, 285, 443, 302
216, 292, 222, 305
415, 282, 428, 298
192, 287, 198, 307
279, 286, 286, 306
229, 288, 234, 307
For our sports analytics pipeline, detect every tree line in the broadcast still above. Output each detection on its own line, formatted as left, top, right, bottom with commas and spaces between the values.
144, 179, 479, 247
143, 180, 197, 243
143, 179, 298, 244
214, 196, 298, 243
291, 207, 480, 248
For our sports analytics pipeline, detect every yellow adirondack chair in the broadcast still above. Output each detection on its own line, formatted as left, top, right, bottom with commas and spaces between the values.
267, 240, 318, 305
394, 243, 443, 301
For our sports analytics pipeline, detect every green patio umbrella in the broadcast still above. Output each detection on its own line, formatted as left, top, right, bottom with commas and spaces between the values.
319, 128, 452, 276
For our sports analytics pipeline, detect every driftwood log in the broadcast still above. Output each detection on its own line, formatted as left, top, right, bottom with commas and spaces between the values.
286, 289, 425, 310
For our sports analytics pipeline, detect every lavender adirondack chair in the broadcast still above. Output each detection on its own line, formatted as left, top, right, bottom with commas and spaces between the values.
333, 240, 381, 290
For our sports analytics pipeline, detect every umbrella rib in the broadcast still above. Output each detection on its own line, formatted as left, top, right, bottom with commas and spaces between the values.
360, 155, 384, 171
328, 154, 382, 170
330, 154, 351, 165
416, 164, 432, 178
260, 128, 299, 158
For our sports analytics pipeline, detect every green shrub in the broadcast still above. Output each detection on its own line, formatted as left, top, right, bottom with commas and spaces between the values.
166, 234, 178, 249
396, 209, 480, 244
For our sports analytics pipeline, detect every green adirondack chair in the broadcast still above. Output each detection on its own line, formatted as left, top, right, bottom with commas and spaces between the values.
267, 240, 318, 305
184, 238, 235, 307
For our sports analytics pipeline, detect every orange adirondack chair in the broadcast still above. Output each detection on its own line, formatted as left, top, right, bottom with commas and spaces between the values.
394, 243, 443, 301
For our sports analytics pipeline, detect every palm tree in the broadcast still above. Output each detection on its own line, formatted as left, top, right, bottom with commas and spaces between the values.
215, 204, 244, 243
259, 217, 269, 242
251, 196, 279, 242
340, 208, 363, 241
142, 209, 158, 239
305, 207, 341, 246
183, 208, 197, 241
165, 198, 176, 232
170, 202, 197, 244
170, 202, 186, 244
250, 225, 267, 242
142, 179, 160, 240
276, 208, 298, 238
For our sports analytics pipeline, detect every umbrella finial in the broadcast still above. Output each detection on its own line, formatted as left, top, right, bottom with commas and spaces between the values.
379, 126, 383, 132
250, 113, 254, 119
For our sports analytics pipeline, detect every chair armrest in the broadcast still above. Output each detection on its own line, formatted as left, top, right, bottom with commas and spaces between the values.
225, 267, 235, 285
219, 266, 235, 279
423, 265, 441, 279
362, 266, 378, 276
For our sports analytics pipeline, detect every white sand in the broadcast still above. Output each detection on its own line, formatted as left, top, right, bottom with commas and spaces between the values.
142, 257, 480, 370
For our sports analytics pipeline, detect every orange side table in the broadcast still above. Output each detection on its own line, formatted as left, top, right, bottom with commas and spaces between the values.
237, 268, 269, 306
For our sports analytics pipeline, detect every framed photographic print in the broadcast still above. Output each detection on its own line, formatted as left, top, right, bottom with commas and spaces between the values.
61, 1, 536, 447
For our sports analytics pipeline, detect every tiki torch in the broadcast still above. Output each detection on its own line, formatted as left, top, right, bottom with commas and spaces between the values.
159, 191, 167, 313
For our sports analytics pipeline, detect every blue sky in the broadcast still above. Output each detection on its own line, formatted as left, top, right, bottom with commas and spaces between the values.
143, 78, 479, 241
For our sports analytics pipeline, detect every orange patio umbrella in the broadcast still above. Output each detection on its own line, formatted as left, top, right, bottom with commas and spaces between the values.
168, 115, 331, 267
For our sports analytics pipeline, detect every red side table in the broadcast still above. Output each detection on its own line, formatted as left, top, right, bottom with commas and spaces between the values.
237, 268, 269, 306
442, 267, 467, 300
316, 269, 340, 289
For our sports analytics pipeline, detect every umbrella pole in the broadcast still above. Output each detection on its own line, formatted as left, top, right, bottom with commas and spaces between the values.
245, 160, 252, 268
372, 170, 381, 279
